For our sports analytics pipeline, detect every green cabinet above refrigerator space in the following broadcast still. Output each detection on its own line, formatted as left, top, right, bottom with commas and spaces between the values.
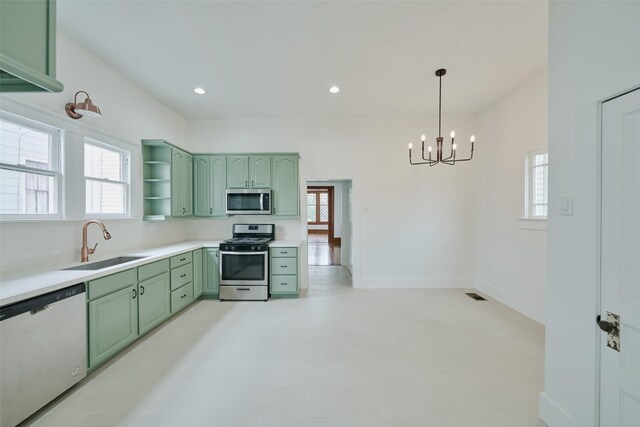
0, 0, 64, 92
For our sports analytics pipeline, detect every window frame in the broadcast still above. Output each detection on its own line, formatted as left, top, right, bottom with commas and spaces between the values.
524, 148, 548, 220
83, 138, 131, 218
0, 112, 63, 220
307, 188, 330, 225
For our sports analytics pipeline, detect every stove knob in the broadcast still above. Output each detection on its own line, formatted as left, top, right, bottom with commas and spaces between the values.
251, 246, 256, 250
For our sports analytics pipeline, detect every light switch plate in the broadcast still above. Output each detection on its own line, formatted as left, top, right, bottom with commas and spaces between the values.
560, 195, 573, 216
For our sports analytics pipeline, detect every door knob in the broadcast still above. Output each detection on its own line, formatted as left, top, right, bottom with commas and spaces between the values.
598, 317, 615, 333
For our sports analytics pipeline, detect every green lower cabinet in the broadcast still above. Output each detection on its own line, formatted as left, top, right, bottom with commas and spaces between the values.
193, 249, 203, 298
203, 248, 220, 297
171, 283, 194, 313
138, 272, 171, 335
88, 284, 138, 369
270, 247, 299, 297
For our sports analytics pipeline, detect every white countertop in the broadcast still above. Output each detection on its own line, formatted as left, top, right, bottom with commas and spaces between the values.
270, 240, 303, 248
0, 240, 223, 306
0, 239, 302, 306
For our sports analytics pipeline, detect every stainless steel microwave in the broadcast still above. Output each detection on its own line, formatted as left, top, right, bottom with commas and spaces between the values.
226, 189, 271, 215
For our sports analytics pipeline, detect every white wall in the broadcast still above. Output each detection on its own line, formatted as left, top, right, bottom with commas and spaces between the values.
542, 2, 640, 426
474, 72, 548, 324
0, 32, 188, 278
185, 116, 478, 290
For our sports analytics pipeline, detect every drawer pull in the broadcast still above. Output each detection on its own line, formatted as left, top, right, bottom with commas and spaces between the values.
280, 283, 287, 286
180, 294, 187, 299
280, 265, 288, 268
237, 288, 250, 291
180, 257, 186, 261
280, 251, 287, 254
180, 274, 187, 278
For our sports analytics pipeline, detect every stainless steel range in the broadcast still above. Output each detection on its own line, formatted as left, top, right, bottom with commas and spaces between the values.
219, 224, 275, 301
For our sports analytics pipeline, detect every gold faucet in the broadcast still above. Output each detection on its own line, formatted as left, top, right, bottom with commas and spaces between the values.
81, 220, 112, 262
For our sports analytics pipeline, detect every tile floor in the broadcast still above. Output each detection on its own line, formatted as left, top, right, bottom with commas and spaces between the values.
27, 266, 546, 426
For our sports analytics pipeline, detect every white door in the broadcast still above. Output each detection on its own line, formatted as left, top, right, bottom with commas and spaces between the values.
600, 87, 640, 426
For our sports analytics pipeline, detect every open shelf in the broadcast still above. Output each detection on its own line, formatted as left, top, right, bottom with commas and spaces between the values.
142, 141, 172, 220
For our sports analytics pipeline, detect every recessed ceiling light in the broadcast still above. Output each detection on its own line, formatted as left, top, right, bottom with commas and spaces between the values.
194, 87, 206, 95
329, 86, 340, 94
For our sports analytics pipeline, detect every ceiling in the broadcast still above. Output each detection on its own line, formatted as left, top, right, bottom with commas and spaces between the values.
58, 1, 548, 119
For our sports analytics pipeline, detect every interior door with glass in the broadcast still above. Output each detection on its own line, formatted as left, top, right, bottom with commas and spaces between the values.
600, 87, 640, 426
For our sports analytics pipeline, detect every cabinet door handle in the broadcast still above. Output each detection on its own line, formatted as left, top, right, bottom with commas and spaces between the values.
215, 251, 219, 258
252, 179, 255, 187
180, 273, 187, 278
245, 180, 248, 188
140, 286, 145, 296
180, 294, 187, 299
182, 207, 186, 214
132, 289, 137, 299
210, 208, 213, 214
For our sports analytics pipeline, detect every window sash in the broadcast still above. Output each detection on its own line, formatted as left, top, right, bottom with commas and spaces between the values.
0, 114, 61, 218
527, 149, 548, 219
83, 139, 130, 217
308, 190, 329, 225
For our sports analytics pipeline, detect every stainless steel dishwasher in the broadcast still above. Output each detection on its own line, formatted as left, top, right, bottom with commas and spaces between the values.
0, 283, 87, 427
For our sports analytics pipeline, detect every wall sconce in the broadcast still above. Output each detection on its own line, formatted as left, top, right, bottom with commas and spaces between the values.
65, 91, 102, 119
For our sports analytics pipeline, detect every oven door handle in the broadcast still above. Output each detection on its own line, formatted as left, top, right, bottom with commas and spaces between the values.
220, 251, 268, 256
260, 193, 264, 211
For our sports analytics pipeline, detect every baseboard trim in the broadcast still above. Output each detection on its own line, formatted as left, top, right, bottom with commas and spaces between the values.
539, 392, 573, 427
359, 277, 473, 289
476, 279, 545, 324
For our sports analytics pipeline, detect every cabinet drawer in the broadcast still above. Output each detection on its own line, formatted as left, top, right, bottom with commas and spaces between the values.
271, 257, 297, 275
138, 259, 170, 282
170, 252, 192, 269
271, 275, 297, 294
170, 263, 192, 290
171, 283, 194, 313
88, 268, 137, 300
271, 247, 297, 258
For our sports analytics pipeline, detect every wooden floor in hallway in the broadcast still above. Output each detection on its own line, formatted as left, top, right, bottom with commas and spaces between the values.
308, 232, 341, 266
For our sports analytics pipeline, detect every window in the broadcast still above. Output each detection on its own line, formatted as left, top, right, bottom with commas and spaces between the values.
307, 189, 329, 224
0, 116, 60, 217
526, 149, 548, 219
84, 140, 129, 215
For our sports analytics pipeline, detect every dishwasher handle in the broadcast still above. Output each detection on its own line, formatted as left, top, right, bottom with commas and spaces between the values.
0, 283, 85, 322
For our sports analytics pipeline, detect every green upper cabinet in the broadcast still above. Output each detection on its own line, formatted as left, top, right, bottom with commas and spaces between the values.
227, 156, 249, 188
194, 155, 227, 217
272, 155, 299, 217
227, 155, 271, 189
249, 156, 271, 188
0, 0, 63, 92
171, 147, 192, 217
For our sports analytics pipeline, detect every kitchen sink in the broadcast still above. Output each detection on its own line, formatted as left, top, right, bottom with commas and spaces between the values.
63, 256, 147, 271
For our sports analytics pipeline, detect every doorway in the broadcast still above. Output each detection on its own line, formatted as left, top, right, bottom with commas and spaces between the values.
307, 185, 340, 266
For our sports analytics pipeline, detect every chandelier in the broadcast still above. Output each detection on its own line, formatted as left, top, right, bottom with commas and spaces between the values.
408, 69, 475, 166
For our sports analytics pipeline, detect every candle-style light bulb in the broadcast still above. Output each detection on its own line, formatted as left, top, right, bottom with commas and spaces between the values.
452, 143, 457, 150
450, 130, 455, 139
408, 143, 413, 149
470, 135, 475, 142
428, 146, 433, 152
421, 134, 426, 142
